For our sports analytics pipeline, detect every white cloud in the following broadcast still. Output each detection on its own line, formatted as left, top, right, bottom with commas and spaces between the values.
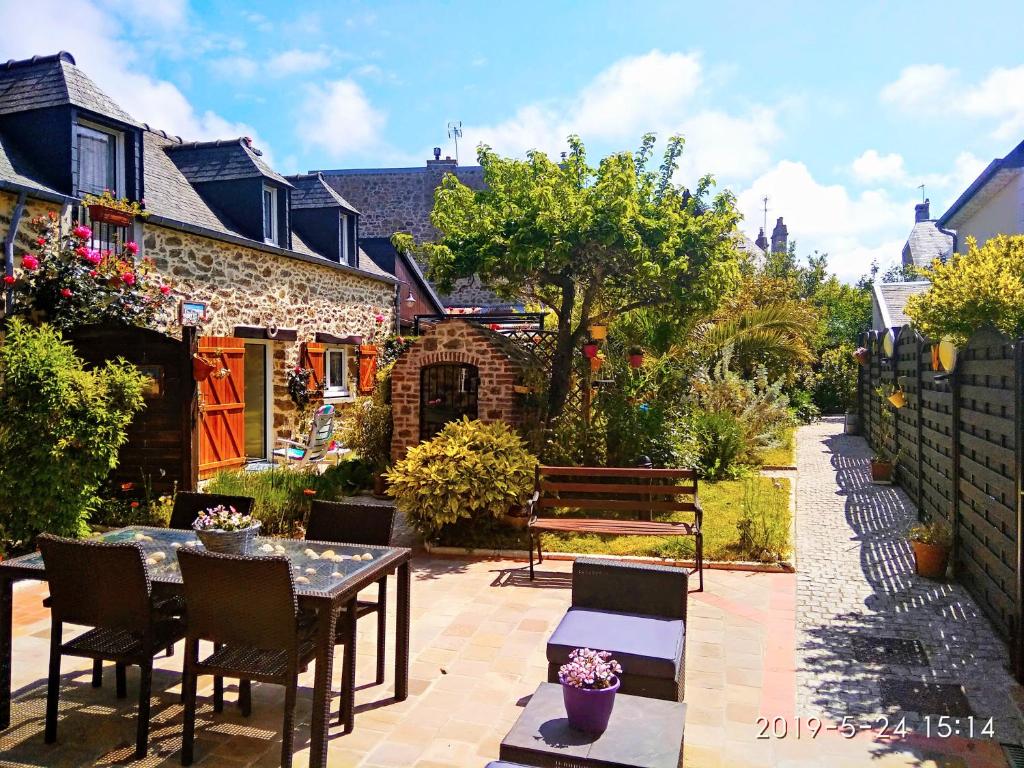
737, 161, 913, 282
268, 49, 332, 77
454, 50, 780, 182
0, 0, 269, 152
211, 56, 260, 80
851, 150, 906, 184
296, 79, 387, 159
244, 12, 272, 32
881, 63, 1024, 140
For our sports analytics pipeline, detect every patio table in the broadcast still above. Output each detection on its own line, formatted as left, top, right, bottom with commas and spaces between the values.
0, 525, 412, 768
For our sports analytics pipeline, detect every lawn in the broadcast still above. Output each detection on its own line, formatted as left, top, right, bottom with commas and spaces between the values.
436, 475, 791, 563
756, 426, 796, 467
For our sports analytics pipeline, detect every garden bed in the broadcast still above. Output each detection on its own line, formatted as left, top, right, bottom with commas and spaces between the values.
756, 426, 796, 467
435, 475, 791, 563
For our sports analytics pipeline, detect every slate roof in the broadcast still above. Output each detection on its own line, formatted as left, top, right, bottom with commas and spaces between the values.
165, 138, 292, 187
0, 131, 63, 198
873, 281, 930, 329
939, 138, 1024, 229
287, 173, 359, 213
735, 232, 765, 261
902, 220, 953, 269
0, 52, 135, 123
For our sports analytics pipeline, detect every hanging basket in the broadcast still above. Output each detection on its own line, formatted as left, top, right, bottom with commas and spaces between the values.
853, 347, 870, 367
589, 356, 603, 372
629, 353, 644, 369
192, 354, 217, 382
87, 204, 134, 227
582, 343, 598, 359
589, 324, 607, 340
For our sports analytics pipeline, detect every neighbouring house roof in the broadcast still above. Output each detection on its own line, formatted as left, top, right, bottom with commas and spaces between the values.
164, 137, 292, 187
142, 129, 393, 283
0, 52, 136, 124
902, 220, 954, 270
0, 131, 66, 200
873, 281, 930, 329
938, 137, 1024, 230
286, 173, 359, 213
735, 232, 765, 261
360, 236, 446, 313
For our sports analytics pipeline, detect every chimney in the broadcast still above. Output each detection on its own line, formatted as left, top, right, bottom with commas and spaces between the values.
433, 147, 441, 160
915, 198, 931, 222
754, 227, 769, 252
770, 216, 788, 253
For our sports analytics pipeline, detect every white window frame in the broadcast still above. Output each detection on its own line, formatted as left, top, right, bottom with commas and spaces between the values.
323, 346, 353, 400
340, 213, 350, 265
75, 120, 125, 198
263, 184, 278, 245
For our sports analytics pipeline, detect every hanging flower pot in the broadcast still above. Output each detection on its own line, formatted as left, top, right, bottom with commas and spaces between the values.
938, 336, 958, 372
582, 343, 598, 359
628, 346, 644, 368
192, 354, 216, 382
888, 389, 907, 409
87, 204, 134, 227
589, 356, 603, 372
853, 347, 870, 367
589, 324, 607, 340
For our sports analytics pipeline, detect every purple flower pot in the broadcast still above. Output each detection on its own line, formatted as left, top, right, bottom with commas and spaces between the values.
560, 675, 620, 734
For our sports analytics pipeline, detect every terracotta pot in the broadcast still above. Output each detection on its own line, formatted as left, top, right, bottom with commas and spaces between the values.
888, 390, 907, 408
192, 354, 216, 381
629, 353, 644, 368
870, 459, 894, 483
853, 347, 870, 366
589, 325, 607, 340
372, 474, 389, 498
911, 540, 950, 579
582, 343, 598, 359
87, 204, 133, 227
589, 356, 603, 372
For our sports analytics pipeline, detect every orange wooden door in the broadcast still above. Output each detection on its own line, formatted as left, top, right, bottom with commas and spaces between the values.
198, 335, 246, 477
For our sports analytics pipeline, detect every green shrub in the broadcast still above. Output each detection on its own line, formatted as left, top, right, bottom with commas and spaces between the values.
736, 476, 790, 562
0, 320, 146, 547
386, 418, 538, 537
689, 410, 745, 480
205, 458, 372, 535
813, 344, 858, 414
339, 363, 393, 473
787, 388, 820, 424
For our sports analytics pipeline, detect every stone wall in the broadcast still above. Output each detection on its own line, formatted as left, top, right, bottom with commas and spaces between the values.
389, 318, 528, 461
0, 192, 67, 268
142, 223, 396, 439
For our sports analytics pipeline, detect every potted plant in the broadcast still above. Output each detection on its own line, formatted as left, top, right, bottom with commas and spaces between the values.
907, 521, 952, 578
871, 389, 898, 483
853, 346, 870, 367
558, 648, 623, 734
192, 505, 261, 555
589, 353, 604, 373
627, 345, 644, 368
588, 324, 607, 340
82, 190, 148, 226
582, 342, 599, 359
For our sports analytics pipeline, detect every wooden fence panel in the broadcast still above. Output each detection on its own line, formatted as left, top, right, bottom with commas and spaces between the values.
895, 326, 920, 493
918, 335, 955, 528
956, 328, 1018, 641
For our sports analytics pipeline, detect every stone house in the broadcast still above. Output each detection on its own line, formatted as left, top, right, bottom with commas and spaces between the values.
0, 52, 401, 474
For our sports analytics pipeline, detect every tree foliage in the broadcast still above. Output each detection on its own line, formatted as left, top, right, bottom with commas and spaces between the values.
395, 133, 743, 420
0, 320, 146, 548
905, 235, 1024, 343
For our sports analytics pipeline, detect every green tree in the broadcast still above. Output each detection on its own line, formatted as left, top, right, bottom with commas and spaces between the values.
0, 320, 146, 547
905, 234, 1024, 342
395, 134, 743, 421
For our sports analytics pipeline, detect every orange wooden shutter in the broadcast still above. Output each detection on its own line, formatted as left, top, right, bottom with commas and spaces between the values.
301, 342, 326, 392
197, 336, 246, 477
358, 345, 378, 395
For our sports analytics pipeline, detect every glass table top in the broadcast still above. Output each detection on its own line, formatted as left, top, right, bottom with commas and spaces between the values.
3, 526, 395, 595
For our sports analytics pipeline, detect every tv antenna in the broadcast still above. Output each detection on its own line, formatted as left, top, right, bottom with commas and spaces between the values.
761, 195, 770, 234
918, 183, 926, 202
447, 121, 463, 163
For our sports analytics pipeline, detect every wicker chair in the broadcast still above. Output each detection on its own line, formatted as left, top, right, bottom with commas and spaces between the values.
37, 535, 186, 760
305, 500, 395, 704
177, 548, 318, 768
545, 558, 688, 702
169, 492, 255, 531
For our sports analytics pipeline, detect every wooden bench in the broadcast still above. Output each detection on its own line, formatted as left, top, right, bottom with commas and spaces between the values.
526, 466, 703, 591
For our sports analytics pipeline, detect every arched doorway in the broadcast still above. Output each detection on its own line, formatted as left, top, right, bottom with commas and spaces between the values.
420, 363, 479, 440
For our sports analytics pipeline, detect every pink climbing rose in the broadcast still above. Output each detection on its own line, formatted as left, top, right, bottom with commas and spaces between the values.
72, 225, 91, 240
159, 284, 171, 295
375, 313, 384, 324
21, 254, 38, 270
3, 275, 14, 285
125, 241, 139, 255
60, 288, 72, 298
121, 272, 137, 286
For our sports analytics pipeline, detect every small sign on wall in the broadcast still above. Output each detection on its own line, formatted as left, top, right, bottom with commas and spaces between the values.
180, 300, 207, 326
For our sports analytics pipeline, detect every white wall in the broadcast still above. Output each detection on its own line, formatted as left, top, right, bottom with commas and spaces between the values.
954, 172, 1024, 248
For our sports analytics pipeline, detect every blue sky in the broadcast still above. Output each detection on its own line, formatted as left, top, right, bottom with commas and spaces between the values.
3, 0, 1024, 281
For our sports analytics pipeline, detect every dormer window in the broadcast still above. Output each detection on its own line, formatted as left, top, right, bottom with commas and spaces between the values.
75, 121, 124, 197
263, 185, 278, 245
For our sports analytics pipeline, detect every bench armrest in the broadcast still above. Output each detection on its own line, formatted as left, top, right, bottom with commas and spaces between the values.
572, 557, 688, 620
693, 495, 703, 532
524, 490, 539, 516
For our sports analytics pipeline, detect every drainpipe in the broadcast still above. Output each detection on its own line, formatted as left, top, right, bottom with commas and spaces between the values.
3, 191, 27, 316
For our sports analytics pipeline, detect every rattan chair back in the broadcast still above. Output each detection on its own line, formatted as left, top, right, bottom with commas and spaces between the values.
306, 501, 395, 546
170, 492, 255, 530
177, 548, 298, 649
37, 534, 152, 633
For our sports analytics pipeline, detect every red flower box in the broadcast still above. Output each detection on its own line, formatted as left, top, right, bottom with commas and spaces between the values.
87, 204, 133, 227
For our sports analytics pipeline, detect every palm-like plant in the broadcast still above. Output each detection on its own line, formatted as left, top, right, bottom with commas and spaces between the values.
687, 302, 815, 377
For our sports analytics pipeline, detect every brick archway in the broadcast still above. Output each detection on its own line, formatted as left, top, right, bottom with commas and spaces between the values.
390, 319, 528, 461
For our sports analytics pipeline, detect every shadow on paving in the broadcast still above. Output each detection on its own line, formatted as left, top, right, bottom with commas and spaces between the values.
796, 424, 1022, 756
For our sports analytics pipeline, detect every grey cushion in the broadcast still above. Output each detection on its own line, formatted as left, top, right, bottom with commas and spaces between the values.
546, 607, 684, 680
484, 763, 532, 768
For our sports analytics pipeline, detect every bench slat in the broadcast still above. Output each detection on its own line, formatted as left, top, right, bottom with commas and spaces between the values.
537, 498, 696, 512
540, 480, 696, 495
529, 518, 697, 536
540, 466, 696, 479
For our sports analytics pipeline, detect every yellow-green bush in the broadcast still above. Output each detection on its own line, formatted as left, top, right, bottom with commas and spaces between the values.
386, 418, 538, 537
906, 235, 1024, 343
